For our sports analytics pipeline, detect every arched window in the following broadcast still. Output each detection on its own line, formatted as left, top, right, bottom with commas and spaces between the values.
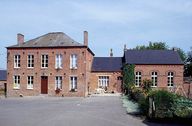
167, 72, 174, 87
151, 72, 158, 87
135, 72, 142, 87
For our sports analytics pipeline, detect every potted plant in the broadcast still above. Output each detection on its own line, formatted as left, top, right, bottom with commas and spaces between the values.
55, 87, 61, 94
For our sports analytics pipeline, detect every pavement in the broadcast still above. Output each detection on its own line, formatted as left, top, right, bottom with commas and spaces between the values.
0, 96, 186, 126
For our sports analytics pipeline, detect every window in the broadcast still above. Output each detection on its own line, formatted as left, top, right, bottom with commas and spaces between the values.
27, 76, 34, 89
14, 55, 20, 68
151, 72, 158, 87
98, 76, 109, 88
135, 72, 142, 87
168, 72, 174, 87
27, 55, 34, 68
55, 76, 62, 89
41, 54, 48, 68
117, 76, 123, 80
13, 75, 20, 89
70, 54, 77, 69
70, 76, 77, 90
55, 54, 62, 69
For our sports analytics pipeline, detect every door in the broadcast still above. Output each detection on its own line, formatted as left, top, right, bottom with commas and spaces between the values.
41, 76, 48, 94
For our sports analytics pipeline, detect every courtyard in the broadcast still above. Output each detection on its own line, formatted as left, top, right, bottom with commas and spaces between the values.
0, 96, 187, 126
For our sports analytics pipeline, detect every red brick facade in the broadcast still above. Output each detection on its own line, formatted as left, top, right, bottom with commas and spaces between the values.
135, 65, 184, 88
89, 72, 122, 94
6, 32, 186, 97
7, 47, 93, 97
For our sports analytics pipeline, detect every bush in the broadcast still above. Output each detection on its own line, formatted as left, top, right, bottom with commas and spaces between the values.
173, 97, 192, 118
148, 90, 192, 119
148, 90, 176, 118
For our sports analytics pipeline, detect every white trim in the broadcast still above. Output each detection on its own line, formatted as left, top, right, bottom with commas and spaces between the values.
41, 54, 48, 68
27, 54, 34, 68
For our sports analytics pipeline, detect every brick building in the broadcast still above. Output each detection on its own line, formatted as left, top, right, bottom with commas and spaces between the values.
6, 31, 184, 97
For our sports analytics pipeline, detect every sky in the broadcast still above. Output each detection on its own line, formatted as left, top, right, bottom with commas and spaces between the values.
0, 0, 192, 69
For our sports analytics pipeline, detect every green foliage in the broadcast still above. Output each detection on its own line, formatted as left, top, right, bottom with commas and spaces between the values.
148, 90, 192, 119
135, 42, 168, 50
123, 64, 135, 93
172, 97, 192, 118
148, 90, 176, 118
185, 47, 192, 77
176, 48, 186, 61
141, 79, 152, 95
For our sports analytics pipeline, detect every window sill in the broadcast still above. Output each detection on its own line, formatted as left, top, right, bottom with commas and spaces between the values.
13, 87, 20, 90
27, 67, 34, 69
27, 88, 33, 90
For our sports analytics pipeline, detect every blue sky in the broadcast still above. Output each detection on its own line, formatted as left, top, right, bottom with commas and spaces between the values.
0, 0, 192, 69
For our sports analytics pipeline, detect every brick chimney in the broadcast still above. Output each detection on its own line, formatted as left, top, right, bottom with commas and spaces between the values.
17, 33, 24, 45
84, 31, 88, 46
124, 44, 127, 51
110, 48, 113, 57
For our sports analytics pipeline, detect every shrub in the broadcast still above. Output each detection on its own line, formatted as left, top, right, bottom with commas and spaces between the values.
148, 90, 192, 119
148, 90, 176, 118
141, 79, 152, 95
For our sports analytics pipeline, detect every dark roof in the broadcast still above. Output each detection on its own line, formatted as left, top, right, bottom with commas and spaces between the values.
92, 57, 122, 72
7, 32, 95, 56
0, 70, 7, 81
124, 50, 183, 65
7, 32, 84, 48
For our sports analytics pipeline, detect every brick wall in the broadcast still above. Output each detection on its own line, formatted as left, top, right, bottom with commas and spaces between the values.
89, 72, 122, 94
135, 64, 184, 89
7, 47, 93, 97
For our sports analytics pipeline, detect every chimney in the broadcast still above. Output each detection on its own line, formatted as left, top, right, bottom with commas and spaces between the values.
17, 33, 24, 45
124, 44, 127, 51
84, 31, 88, 46
172, 47, 178, 51
110, 48, 113, 57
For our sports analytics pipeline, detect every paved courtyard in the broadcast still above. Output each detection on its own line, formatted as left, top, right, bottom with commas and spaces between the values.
0, 96, 186, 126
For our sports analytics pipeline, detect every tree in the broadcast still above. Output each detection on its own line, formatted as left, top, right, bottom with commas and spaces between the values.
134, 42, 186, 62
123, 64, 135, 94
176, 48, 186, 62
134, 42, 168, 50
184, 47, 192, 77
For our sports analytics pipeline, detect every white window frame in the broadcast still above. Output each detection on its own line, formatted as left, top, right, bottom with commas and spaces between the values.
27, 76, 34, 89
167, 72, 174, 87
151, 72, 158, 87
55, 54, 62, 69
27, 54, 34, 68
70, 54, 77, 69
55, 76, 62, 90
41, 54, 48, 68
135, 72, 142, 87
70, 76, 77, 90
13, 75, 20, 89
14, 55, 20, 68
98, 76, 109, 88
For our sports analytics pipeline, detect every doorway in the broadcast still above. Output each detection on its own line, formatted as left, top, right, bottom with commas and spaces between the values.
41, 76, 48, 94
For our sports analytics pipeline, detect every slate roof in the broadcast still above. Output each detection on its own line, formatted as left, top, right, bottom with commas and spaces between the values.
124, 50, 183, 65
92, 57, 122, 72
0, 70, 7, 81
7, 32, 84, 48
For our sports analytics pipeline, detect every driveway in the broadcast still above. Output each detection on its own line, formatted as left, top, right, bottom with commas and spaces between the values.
0, 96, 185, 126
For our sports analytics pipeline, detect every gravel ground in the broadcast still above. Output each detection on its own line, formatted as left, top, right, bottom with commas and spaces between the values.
0, 96, 187, 126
